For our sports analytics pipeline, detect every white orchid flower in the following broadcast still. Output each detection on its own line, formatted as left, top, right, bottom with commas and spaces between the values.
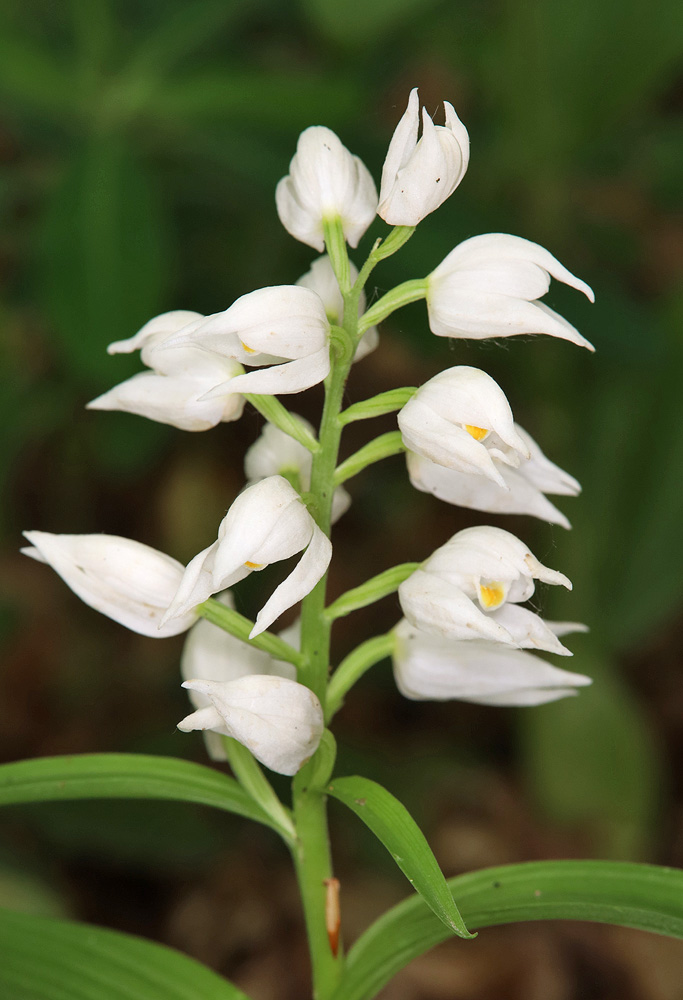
159, 286, 332, 396
393, 619, 591, 705
276, 126, 378, 251
178, 675, 324, 775
378, 88, 469, 226
244, 420, 351, 523
406, 423, 580, 529
21, 532, 197, 637
87, 310, 245, 431
397, 366, 529, 487
426, 234, 595, 349
181, 592, 297, 760
398, 525, 571, 647
162, 476, 332, 637
296, 254, 378, 361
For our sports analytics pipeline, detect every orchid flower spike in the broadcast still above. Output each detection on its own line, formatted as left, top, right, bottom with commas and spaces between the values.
378, 88, 469, 226
398, 525, 573, 654
407, 423, 580, 529
178, 675, 324, 775
397, 366, 529, 488
276, 126, 378, 251
181, 592, 297, 760
393, 619, 591, 705
426, 234, 595, 349
296, 254, 379, 361
162, 476, 332, 637
21, 532, 197, 637
88, 310, 245, 431
160, 286, 332, 395
245, 419, 351, 523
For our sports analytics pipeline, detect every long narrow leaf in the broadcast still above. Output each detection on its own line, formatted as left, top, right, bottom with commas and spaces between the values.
0, 753, 288, 836
0, 907, 249, 1000
335, 860, 683, 1000
327, 776, 472, 939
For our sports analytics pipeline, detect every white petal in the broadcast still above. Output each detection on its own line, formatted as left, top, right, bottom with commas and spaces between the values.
22, 531, 196, 637
244, 420, 314, 485
224, 346, 331, 395
251, 524, 332, 637
514, 425, 581, 496
398, 569, 514, 643
87, 371, 244, 431
180, 675, 324, 775
432, 234, 594, 302
488, 603, 572, 655
379, 88, 420, 203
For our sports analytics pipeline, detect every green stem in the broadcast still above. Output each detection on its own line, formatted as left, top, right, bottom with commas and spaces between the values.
333, 431, 405, 487
292, 782, 342, 998
339, 387, 417, 425
358, 278, 428, 334
352, 226, 416, 297
324, 563, 420, 622
326, 633, 396, 720
197, 599, 302, 666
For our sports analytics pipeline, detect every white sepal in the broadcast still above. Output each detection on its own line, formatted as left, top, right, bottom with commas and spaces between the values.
276, 126, 378, 251
392, 619, 591, 705
22, 531, 196, 637
427, 233, 594, 349
378, 88, 470, 226
398, 366, 528, 487
178, 675, 324, 775
162, 477, 331, 632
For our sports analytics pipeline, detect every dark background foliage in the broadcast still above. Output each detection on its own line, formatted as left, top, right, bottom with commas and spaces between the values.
1, 0, 682, 996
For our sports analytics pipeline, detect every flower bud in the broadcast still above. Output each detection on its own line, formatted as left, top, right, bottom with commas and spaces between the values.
276, 127, 378, 251
378, 88, 469, 226
163, 476, 332, 637
22, 532, 197, 637
427, 233, 595, 349
178, 675, 324, 775
397, 366, 529, 488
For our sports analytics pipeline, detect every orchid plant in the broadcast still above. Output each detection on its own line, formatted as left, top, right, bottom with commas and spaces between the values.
6, 88, 683, 1000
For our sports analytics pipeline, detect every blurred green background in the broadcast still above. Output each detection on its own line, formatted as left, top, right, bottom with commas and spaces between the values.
1, 0, 682, 997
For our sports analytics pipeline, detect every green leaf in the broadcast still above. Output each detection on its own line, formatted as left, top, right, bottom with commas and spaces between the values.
0, 753, 288, 837
327, 775, 472, 939
0, 906, 250, 1000
335, 860, 683, 1000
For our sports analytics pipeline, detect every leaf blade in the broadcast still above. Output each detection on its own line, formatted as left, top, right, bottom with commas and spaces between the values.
335, 860, 683, 1000
0, 906, 250, 1000
0, 753, 287, 836
327, 775, 472, 939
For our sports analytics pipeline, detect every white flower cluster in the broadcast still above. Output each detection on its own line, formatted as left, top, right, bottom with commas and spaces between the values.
24, 88, 594, 772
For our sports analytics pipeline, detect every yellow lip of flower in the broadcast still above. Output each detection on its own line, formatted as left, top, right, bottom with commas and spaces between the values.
244, 560, 263, 569
478, 580, 506, 610
464, 424, 489, 441
239, 340, 257, 355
